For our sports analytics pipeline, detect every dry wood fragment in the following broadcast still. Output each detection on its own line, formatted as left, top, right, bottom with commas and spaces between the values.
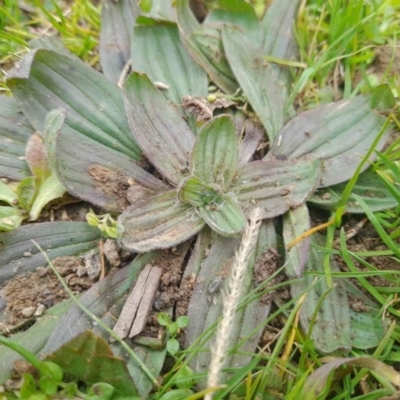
112, 264, 162, 339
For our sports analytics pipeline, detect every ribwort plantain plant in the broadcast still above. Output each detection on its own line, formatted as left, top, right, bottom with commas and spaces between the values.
0, 0, 398, 396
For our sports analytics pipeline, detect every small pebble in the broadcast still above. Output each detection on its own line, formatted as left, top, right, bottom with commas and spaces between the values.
43, 288, 52, 296
23, 251, 32, 257
76, 265, 87, 277
21, 306, 36, 318
34, 304, 45, 317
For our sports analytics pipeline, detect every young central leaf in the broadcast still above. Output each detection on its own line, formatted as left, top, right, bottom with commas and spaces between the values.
190, 115, 239, 189
178, 176, 222, 207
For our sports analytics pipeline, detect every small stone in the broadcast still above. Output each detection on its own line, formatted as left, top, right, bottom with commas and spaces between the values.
34, 304, 45, 316
21, 306, 36, 318
103, 239, 121, 267
43, 298, 54, 308
76, 265, 87, 277
23, 251, 32, 257
36, 266, 48, 277
84, 250, 101, 280
43, 288, 52, 296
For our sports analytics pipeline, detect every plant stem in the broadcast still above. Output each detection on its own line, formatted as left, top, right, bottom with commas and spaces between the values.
205, 208, 263, 399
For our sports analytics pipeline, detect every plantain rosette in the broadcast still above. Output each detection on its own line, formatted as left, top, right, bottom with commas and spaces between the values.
0, 0, 396, 394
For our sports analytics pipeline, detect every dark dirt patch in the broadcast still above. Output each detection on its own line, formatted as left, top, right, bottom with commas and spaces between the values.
88, 164, 131, 210
138, 244, 191, 338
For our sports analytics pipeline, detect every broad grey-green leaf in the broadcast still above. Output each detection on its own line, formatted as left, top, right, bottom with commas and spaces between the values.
345, 281, 385, 349
283, 204, 310, 278
260, 0, 300, 87
175, 0, 199, 37
0, 206, 25, 232
222, 25, 286, 142
179, 24, 237, 93
117, 190, 205, 252
290, 234, 351, 353
29, 35, 78, 59
46, 108, 166, 212
186, 222, 275, 382
7, 49, 141, 161
0, 222, 101, 285
0, 299, 73, 384
99, 0, 139, 83
233, 158, 321, 218
123, 73, 195, 185
308, 169, 398, 213
0, 96, 33, 180
190, 115, 238, 188
205, 0, 260, 42
267, 86, 395, 187
131, 22, 208, 105
198, 194, 246, 237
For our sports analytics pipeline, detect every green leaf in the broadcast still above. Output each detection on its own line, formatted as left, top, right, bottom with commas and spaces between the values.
166, 338, 180, 355
17, 176, 37, 211
175, 0, 199, 37
38, 375, 58, 396
302, 357, 400, 398
7, 49, 141, 161
0, 206, 25, 232
282, 204, 310, 278
87, 383, 115, 400
290, 234, 351, 353
123, 73, 195, 186
118, 190, 205, 252
176, 316, 189, 328
232, 158, 321, 218
178, 176, 221, 207
260, 0, 300, 89
199, 194, 246, 237
20, 373, 37, 398
159, 389, 194, 400
157, 313, 171, 326
25, 133, 51, 186
345, 281, 385, 349
222, 25, 285, 142
190, 115, 239, 188
131, 22, 208, 105
308, 169, 398, 213
169, 364, 194, 389
267, 86, 395, 187
186, 222, 275, 380
0, 179, 18, 206
29, 35, 78, 58
46, 331, 138, 396
205, 0, 260, 42
177, 19, 237, 93
99, 0, 139, 83
45, 108, 166, 212
0, 96, 33, 180
29, 173, 65, 221
0, 222, 101, 285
